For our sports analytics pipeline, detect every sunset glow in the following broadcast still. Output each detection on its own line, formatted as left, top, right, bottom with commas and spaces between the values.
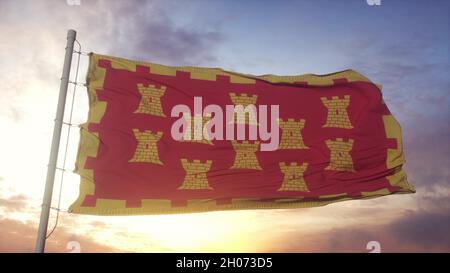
0, 0, 449, 253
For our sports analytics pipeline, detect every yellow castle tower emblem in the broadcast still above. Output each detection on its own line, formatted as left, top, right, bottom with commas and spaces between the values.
229, 92, 258, 125
325, 138, 355, 172
278, 162, 309, 192
178, 159, 213, 190
129, 129, 163, 165
230, 140, 262, 170
277, 118, 308, 149
135, 83, 166, 117
181, 113, 213, 145
321, 95, 353, 129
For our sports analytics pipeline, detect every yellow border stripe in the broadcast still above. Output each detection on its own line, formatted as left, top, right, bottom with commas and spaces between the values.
91, 53, 372, 86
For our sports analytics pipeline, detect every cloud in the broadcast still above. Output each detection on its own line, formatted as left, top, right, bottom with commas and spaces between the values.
389, 210, 450, 249
2, 0, 223, 65
0, 194, 29, 212
267, 208, 450, 252
335, 29, 449, 124
403, 123, 450, 189
0, 217, 119, 253
0, 0, 224, 124
101, 0, 224, 65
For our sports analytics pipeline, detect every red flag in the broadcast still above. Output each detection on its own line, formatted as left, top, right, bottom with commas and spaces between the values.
69, 53, 414, 215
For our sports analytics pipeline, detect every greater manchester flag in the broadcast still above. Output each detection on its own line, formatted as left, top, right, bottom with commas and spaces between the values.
69, 53, 414, 215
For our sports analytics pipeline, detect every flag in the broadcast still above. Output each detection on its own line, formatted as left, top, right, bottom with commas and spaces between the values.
69, 53, 414, 215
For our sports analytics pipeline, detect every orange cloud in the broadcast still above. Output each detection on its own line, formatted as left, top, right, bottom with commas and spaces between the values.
0, 217, 120, 253
0, 194, 28, 212
264, 209, 450, 253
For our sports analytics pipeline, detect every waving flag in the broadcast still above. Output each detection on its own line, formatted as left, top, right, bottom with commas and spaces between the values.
69, 53, 414, 215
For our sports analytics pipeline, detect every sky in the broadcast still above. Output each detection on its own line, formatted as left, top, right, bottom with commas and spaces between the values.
0, 0, 449, 252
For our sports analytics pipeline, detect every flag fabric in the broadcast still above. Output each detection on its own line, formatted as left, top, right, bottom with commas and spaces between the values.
69, 53, 414, 215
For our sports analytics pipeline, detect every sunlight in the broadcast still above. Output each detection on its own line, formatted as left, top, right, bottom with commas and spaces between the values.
108, 211, 268, 252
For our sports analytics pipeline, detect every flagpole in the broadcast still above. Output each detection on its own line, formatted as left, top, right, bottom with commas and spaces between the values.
35, 29, 77, 253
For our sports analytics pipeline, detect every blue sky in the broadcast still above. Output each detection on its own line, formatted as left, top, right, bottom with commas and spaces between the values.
0, 0, 449, 252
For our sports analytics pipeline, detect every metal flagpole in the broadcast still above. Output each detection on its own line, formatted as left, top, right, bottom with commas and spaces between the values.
35, 29, 77, 253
